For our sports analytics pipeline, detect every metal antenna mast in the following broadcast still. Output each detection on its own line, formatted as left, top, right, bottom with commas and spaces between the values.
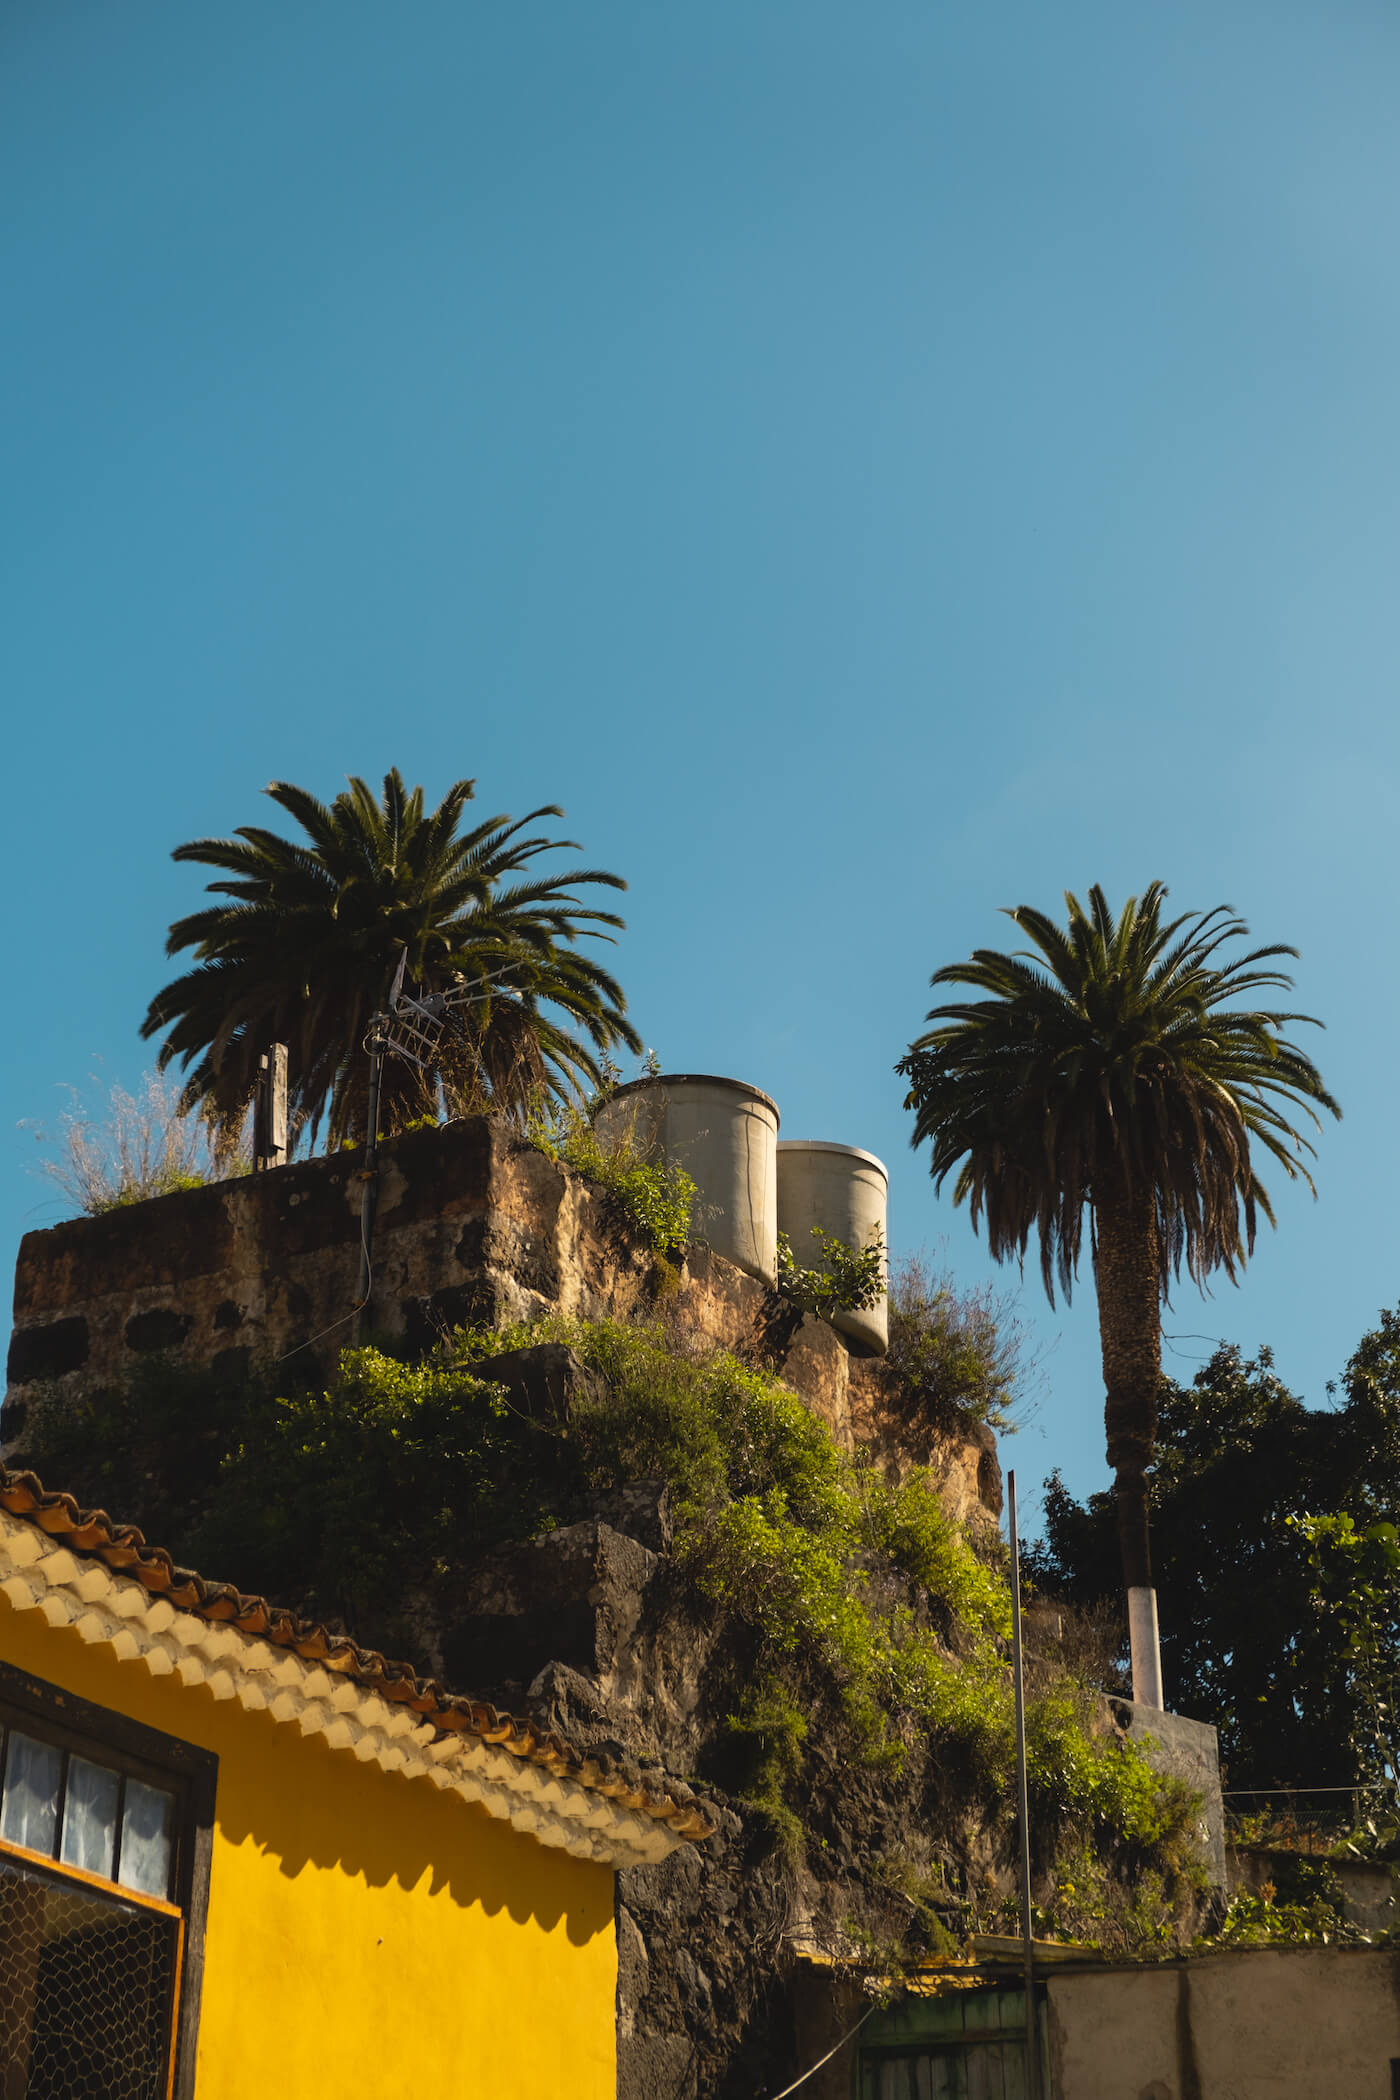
353, 950, 517, 1338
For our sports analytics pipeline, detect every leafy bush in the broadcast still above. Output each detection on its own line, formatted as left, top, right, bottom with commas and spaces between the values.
523, 1101, 696, 1257
18, 1349, 556, 1654
1203, 1856, 1356, 1949
884, 1251, 1027, 1432
776, 1225, 886, 1321
724, 1685, 809, 1863
188, 1351, 560, 1637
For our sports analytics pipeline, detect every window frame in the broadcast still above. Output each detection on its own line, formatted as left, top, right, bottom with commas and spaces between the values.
0, 1657, 217, 2100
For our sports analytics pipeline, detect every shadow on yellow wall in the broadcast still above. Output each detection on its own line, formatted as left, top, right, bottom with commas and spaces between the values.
212, 1699, 607, 1943
0, 1587, 618, 2098
0, 1587, 610, 1937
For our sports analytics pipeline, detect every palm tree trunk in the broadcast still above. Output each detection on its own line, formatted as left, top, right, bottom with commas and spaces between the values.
1093, 1182, 1165, 1708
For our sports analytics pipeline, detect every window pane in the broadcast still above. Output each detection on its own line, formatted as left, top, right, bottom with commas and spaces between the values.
119, 1779, 174, 1898
61, 1755, 120, 1879
1, 1731, 63, 1855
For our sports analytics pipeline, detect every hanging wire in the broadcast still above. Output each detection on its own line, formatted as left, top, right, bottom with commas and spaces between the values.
767, 2006, 877, 2100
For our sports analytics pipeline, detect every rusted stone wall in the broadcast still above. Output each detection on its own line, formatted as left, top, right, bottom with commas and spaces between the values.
5, 1121, 650, 1428
4, 1118, 1001, 1528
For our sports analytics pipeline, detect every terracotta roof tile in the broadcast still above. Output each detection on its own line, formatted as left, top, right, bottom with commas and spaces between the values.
0, 1465, 714, 1844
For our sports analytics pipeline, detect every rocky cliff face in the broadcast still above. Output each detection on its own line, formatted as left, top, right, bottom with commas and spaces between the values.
445, 1490, 969, 2099
380, 1330, 1000, 2100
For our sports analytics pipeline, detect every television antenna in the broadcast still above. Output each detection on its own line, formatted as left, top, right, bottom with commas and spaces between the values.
354, 949, 519, 1332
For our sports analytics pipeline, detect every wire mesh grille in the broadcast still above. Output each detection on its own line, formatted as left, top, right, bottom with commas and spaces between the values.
0, 1851, 176, 2099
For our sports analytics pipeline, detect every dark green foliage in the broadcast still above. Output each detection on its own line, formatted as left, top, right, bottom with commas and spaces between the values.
1206, 1853, 1354, 1948
142, 769, 641, 1147
723, 1685, 809, 1864
14, 1355, 269, 1559
18, 1352, 561, 1656
187, 1353, 564, 1642
1290, 1512, 1400, 1815
775, 1225, 886, 1322
1030, 1311, 1400, 1792
523, 1102, 696, 1258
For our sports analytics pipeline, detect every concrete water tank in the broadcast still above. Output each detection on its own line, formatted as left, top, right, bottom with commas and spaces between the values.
593, 1073, 780, 1285
776, 1140, 889, 1354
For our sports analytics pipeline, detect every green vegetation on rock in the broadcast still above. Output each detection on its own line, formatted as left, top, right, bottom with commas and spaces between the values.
523, 1101, 696, 1259
21, 1312, 1201, 1940
775, 1224, 886, 1322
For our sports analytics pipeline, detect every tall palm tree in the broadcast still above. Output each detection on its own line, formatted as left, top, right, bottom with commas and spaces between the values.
897, 883, 1338, 1706
142, 770, 641, 1147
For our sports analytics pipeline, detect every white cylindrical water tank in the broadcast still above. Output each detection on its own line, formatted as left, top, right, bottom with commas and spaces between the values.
594, 1074, 780, 1284
776, 1140, 889, 1354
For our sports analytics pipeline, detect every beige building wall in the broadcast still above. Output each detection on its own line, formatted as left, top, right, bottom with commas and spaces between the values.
1048, 1947, 1400, 2099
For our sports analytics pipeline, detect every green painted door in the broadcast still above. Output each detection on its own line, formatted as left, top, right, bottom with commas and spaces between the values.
860, 2038, 1028, 2100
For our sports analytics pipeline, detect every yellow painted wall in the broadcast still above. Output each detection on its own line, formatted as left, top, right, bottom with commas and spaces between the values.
0, 1590, 617, 2098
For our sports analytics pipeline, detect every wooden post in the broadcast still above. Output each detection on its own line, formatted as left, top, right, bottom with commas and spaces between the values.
253, 1044, 288, 1172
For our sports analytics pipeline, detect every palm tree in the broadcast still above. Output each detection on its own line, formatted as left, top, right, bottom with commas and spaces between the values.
897, 883, 1338, 1707
142, 770, 641, 1148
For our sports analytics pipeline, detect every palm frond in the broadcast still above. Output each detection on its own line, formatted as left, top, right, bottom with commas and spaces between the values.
899, 882, 1339, 1305
145, 771, 636, 1145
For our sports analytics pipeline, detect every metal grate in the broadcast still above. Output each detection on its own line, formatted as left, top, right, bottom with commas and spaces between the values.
0, 1849, 177, 2099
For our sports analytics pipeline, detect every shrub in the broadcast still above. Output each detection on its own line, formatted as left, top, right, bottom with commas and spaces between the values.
485, 1318, 1186, 1875
523, 1101, 696, 1257
776, 1225, 886, 1322
724, 1684, 809, 1863
883, 1250, 1028, 1432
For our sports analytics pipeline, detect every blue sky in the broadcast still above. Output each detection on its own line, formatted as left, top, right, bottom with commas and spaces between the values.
4, 0, 1399, 1526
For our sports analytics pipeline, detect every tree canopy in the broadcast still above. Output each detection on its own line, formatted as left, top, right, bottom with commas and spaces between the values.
1029, 1311, 1400, 1795
141, 770, 640, 1146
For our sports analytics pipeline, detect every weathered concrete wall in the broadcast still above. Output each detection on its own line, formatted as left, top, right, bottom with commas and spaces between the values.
1046, 1946, 1400, 2098
805, 1946, 1400, 2100
1111, 1698, 1227, 1886
4, 1118, 1001, 1528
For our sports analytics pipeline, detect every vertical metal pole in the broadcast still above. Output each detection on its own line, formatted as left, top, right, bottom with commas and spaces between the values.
252, 1052, 269, 1171
354, 1040, 383, 1340
1008, 1470, 1043, 2100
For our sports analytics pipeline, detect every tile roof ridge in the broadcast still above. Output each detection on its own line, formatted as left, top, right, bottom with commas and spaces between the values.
0, 1463, 714, 1844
